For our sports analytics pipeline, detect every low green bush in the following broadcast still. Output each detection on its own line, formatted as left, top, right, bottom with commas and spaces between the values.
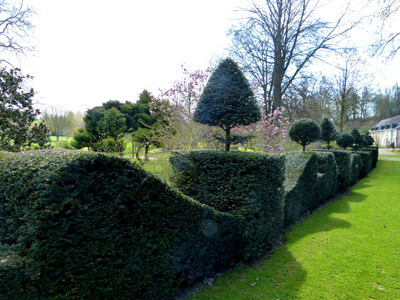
170, 150, 285, 259
356, 151, 372, 178
283, 152, 318, 226
350, 153, 361, 184
0, 150, 234, 300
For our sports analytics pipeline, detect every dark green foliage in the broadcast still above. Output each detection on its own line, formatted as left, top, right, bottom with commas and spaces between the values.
288, 119, 321, 151
356, 151, 372, 178
70, 127, 91, 149
170, 150, 285, 259
283, 152, 318, 225
0, 150, 233, 300
350, 153, 361, 184
315, 152, 338, 203
320, 150, 351, 190
193, 58, 261, 151
350, 128, 364, 151
336, 133, 354, 150
366, 135, 374, 146
73, 90, 161, 154
0, 68, 51, 151
320, 118, 339, 149
361, 146, 378, 168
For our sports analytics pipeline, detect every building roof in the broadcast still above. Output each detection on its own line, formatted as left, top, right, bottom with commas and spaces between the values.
371, 115, 400, 131
375, 115, 400, 127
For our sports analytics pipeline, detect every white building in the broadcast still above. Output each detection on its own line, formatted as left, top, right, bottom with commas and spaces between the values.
370, 115, 400, 148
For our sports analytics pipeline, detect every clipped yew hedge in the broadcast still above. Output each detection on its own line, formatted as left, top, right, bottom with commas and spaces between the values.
356, 150, 372, 178
315, 152, 338, 204
283, 152, 318, 225
0, 150, 234, 300
325, 150, 352, 190
350, 153, 361, 184
170, 150, 285, 259
361, 147, 378, 168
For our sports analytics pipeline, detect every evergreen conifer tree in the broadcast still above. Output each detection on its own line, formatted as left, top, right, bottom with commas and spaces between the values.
288, 118, 321, 151
193, 58, 261, 151
320, 118, 339, 149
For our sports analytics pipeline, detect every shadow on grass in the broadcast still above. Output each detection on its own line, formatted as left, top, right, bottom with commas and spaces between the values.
186, 169, 377, 300
243, 180, 371, 299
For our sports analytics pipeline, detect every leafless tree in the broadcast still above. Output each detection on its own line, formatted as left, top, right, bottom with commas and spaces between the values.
227, 20, 274, 112
233, 0, 358, 112
367, 0, 400, 58
0, 0, 36, 65
326, 52, 363, 132
42, 105, 74, 141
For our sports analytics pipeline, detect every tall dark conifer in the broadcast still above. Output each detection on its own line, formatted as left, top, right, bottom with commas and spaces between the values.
320, 118, 339, 149
193, 58, 261, 151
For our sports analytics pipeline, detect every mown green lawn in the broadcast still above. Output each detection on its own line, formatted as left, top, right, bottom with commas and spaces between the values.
189, 160, 400, 300
379, 154, 400, 158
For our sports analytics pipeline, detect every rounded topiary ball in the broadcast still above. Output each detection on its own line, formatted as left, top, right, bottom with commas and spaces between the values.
289, 118, 321, 151
336, 133, 355, 150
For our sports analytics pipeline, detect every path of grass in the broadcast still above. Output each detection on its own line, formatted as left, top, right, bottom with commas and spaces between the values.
189, 160, 400, 300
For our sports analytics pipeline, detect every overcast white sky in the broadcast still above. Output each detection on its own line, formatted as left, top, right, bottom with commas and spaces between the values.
11, 0, 400, 114
18, 0, 245, 113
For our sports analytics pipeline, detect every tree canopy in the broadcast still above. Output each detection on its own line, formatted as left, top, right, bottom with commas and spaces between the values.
336, 133, 355, 150
193, 58, 261, 151
0, 68, 50, 151
320, 118, 339, 149
289, 118, 321, 151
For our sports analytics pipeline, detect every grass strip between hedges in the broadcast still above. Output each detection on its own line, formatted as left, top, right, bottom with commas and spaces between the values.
188, 160, 400, 300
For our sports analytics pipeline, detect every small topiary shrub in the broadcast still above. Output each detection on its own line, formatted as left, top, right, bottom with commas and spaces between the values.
320, 118, 339, 149
170, 150, 285, 259
289, 119, 321, 151
336, 133, 354, 150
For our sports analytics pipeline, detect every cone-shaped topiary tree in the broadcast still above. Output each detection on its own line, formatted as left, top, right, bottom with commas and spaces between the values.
320, 118, 339, 149
336, 133, 354, 150
289, 118, 321, 151
350, 128, 363, 151
193, 58, 261, 151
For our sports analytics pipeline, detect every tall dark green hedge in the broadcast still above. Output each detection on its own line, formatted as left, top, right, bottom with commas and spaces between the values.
283, 152, 318, 225
170, 150, 285, 259
350, 153, 361, 184
310, 150, 351, 191
0, 150, 234, 300
315, 152, 338, 203
361, 147, 378, 168
356, 151, 372, 178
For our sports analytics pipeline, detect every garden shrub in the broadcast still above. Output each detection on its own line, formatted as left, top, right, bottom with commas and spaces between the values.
350, 153, 361, 184
283, 152, 318, 226
310, 150, 351, 191
0, 150, 233, 300
361, 146, 378, 168
170, 150, 285, 259
315, 152, 338, 203
356, 151, 372, 178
